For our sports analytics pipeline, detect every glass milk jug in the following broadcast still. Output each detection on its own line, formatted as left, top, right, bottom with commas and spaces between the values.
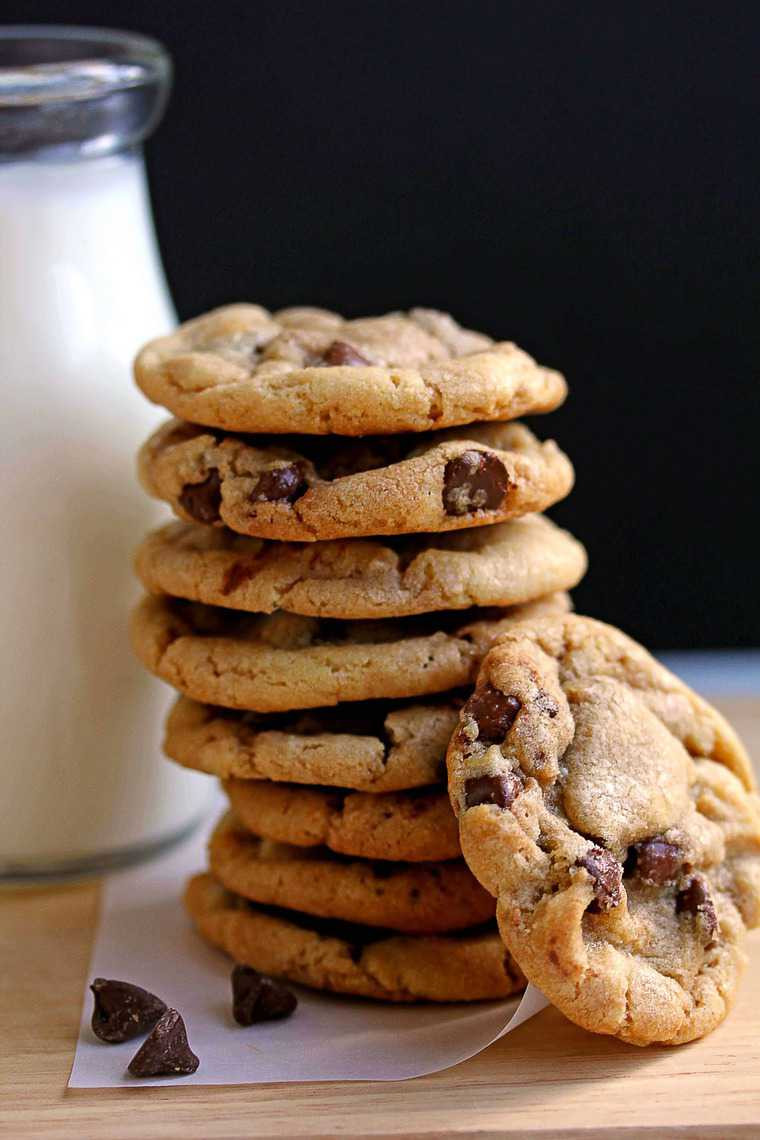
0, 27, 211, 880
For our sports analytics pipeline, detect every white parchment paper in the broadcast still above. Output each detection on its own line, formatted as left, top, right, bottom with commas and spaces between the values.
68, 800, 547, 1087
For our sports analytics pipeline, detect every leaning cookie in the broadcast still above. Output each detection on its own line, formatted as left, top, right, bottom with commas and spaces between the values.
446, 613, 760, 1046
135, 514, 586, 620
224, 778, 460, 862
138, 419, 573, 542
131, 592, 569, 712
209, 812, 495, 933
135, 303, 566, 436
164, 696, 461, 792
184, 873, 524, 1002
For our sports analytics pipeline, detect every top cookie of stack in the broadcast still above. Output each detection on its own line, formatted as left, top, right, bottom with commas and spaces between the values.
135, 304, 567, 436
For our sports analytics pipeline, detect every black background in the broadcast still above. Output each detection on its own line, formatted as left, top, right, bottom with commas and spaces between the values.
10, 2, 760, 648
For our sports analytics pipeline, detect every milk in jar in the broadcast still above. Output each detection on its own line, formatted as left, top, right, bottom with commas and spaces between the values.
0, 27, 212, 879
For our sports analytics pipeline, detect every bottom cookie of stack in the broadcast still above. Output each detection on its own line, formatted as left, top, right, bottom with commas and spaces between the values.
185, 871, 524, 1003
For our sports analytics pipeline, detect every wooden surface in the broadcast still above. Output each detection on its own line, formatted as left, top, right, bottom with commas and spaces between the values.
2, 695, 759, 1139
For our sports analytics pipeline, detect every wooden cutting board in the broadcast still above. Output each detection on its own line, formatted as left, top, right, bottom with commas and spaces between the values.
2, 695, 759, 1139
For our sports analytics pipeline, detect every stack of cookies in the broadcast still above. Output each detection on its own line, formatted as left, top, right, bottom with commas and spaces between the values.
130, 304, 587, 1003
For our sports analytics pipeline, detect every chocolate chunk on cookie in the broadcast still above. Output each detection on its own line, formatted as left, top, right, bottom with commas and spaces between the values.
442, 450, 510, 516
627, 837, 683, 885
461, 686, 522, 742
249, 461, 308, 504
676, 874, 719, 939
178, 469, 222, 524
576, 846, 624, 913
320, 339, 370, 367
447, 612, 760, 1046
464, 773, 522, 809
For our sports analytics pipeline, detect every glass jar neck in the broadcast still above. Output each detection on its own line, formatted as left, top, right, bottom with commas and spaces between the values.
0, 26, 171, 162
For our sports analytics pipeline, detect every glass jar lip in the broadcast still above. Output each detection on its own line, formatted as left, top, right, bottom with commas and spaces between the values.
0, 25, 171, 107
0, 26, 172, 161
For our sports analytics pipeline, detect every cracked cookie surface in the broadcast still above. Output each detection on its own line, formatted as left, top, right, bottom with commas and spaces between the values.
135, 303, 566, 436
224, 778, 460, 862
131, 592, 569, 712
138, 419, 573, 542
165, 695, 461, 792
209, 812, 495, 933
184, 872, 524, 1002
135, 514, 586, 620
446, 613, 760, 1045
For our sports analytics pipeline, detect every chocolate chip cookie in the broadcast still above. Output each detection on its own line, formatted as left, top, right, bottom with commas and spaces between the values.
185, 872, 524, 1002
209, 812, 495, 933
135, 514, 586, 620
138, 419, 573, 542
135, 304, 566, 436
131, 592, 569, 712
224, 778, 460, 862
164, 695, 460, 792
446, 613, 760, 1045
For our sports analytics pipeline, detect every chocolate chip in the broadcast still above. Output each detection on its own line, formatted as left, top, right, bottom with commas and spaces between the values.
231, 965, 298, 1026
465, 773, 521, 809
462, 685, 521, 742
321, 340, 370, 366
442, 450, 510, 516
577, 846, 623, 913
90, 978, 167, 1044
628, 838, 682, 885
249, 461, 308, 504
676, 875, 718, 938
179, 469, 222, 524
221, 560, 257, 596
127, 1009, 199, 1077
